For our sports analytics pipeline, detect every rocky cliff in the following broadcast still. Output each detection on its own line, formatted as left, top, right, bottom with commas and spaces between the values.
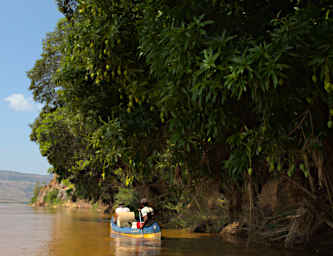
33, 176, 106, 211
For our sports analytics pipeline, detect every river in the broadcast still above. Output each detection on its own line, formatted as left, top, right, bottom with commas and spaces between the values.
0, 204, 316, 256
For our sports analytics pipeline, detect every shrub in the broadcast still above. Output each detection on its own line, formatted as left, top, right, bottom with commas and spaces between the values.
45, 189, 60, 205
31, 181, 42, 204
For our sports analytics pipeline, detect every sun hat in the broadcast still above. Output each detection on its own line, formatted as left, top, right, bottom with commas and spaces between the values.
140, 198, 148, 204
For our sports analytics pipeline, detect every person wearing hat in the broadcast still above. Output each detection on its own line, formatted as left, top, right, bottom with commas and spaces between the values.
139, 198, 154, 228
113, 203, 130, 224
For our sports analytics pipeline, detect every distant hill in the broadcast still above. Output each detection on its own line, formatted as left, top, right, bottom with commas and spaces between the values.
0, 170, 52, 203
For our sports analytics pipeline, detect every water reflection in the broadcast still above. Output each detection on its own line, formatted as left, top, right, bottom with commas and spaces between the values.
0, 205, 318, 256
45, 207, 162, 256
111, 234, 161, 256
46, 208, 112, 256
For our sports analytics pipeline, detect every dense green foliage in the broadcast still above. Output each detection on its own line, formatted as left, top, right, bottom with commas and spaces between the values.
113, 187, 139, 210
29, 0, 333, 240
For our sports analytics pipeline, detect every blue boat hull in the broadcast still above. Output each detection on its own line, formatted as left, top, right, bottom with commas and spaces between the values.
110, 218, 161, 239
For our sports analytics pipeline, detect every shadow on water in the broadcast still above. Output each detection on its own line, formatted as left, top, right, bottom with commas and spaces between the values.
109, 229, 310, 256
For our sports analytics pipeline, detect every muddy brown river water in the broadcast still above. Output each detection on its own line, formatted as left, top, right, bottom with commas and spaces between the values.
0, 204, 319, 256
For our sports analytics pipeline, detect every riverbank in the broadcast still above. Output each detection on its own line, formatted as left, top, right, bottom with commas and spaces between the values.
31, 176, 107, 213
32, 175, 333, 251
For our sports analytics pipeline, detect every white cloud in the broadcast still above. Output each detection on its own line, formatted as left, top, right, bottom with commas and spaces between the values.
4, 93, 38, 112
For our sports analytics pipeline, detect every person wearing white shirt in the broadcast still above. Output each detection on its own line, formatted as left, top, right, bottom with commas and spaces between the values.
139, 198, 154, 228
113, 203, 130, 224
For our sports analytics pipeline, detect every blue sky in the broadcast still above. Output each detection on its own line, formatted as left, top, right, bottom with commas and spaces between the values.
0, 1, 63, 174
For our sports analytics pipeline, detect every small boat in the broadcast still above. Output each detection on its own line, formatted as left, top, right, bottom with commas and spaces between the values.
110, 218, 161, 239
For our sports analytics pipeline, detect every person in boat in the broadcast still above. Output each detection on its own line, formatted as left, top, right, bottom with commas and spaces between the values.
113, 203, 130, 224
139, 198, 155, 228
